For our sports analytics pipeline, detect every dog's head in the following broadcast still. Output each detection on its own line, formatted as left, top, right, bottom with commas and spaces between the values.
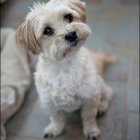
16, 0, 91, 61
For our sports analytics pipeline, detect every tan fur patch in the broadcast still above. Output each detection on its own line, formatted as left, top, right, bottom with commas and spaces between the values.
83, 63, 88, 79
61, 0, 86, 22
16, 20, 42, 54
93, 52, 116, 74
69, 0, 86, 22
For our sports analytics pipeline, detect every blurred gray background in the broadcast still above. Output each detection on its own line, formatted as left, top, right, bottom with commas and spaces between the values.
1, 0, 139, 140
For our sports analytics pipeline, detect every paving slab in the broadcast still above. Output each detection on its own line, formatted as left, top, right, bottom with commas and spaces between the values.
127, 113, 139, 140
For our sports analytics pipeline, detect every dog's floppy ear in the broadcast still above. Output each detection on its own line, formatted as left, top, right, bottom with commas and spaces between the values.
16, 20, 42, 54
68, 0, 86, 22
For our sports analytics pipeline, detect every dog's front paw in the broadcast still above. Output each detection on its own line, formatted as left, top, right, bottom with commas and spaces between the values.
43, 122, 64, 138
44, 133, 54, 138
87, 135, 98, 140
84, 126, 100, 140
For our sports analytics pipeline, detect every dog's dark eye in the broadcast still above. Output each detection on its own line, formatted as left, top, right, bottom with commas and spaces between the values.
43, 26, 54, 36
64, 14, 73, 23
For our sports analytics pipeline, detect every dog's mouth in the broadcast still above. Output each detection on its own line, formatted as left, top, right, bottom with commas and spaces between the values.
69, 39, 79, 48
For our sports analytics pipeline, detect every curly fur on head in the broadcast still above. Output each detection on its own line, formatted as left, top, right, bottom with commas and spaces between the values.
16, 0, 114, 139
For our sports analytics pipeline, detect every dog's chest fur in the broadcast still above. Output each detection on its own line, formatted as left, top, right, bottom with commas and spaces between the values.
35, 48, 100, 112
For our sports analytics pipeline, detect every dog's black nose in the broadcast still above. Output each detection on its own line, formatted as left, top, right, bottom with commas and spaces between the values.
65, 31, 77, 42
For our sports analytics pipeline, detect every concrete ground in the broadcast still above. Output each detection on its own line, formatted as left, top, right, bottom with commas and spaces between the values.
1, 0, 139, 140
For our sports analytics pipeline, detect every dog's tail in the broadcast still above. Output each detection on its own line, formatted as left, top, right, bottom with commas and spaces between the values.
93, 52, 116, 74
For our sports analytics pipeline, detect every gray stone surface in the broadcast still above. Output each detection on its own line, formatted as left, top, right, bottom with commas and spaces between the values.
127, 113, 139, 140
1, 1, 139, 140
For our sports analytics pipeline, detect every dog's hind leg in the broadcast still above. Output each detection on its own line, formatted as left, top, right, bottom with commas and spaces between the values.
97, 83, 113, 117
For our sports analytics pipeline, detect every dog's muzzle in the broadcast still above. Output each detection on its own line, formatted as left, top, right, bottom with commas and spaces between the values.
65, 31, 78, 47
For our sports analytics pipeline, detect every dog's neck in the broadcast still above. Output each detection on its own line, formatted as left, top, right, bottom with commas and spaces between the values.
38, 48, 87, 77
41, 50, 81, 65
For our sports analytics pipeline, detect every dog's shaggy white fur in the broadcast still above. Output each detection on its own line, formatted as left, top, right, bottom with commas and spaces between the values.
16, 0, 114, 139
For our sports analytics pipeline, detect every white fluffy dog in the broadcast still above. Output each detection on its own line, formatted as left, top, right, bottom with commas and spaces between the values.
16, 0, 114, 139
